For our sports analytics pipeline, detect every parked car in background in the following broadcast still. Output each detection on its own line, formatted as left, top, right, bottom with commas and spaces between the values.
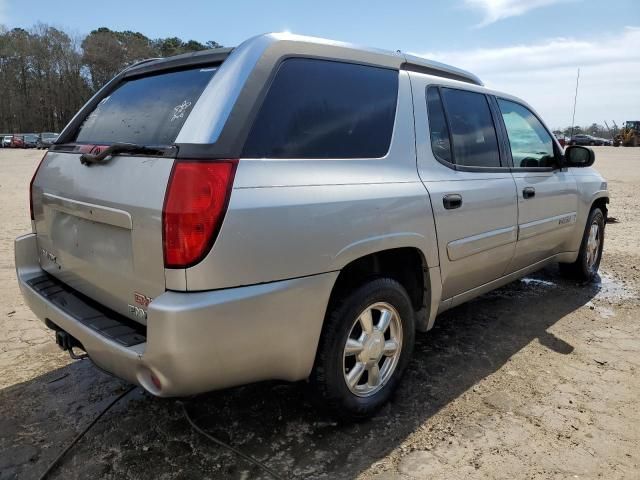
16, 33, 609, 419
37, 132, 59, 149
597, 137, 612, 146
554, 133, 566, 147
569, 134, 605, 146
23, 134, 38, 148
1, 135, 12, 148
9, 135, 25, 148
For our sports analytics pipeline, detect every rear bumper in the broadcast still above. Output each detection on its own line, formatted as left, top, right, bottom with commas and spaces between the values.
15, 233, 337, 396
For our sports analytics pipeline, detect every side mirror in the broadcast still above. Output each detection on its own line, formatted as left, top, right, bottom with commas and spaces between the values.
564, 145, 595, 167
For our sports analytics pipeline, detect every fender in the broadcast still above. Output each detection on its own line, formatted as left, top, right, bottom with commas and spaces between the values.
590, 190, 610, 206
331, 232, 432, 271
331, 232, 443, 332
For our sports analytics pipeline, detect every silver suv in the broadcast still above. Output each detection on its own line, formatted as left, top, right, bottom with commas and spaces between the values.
16, 33, 609, 419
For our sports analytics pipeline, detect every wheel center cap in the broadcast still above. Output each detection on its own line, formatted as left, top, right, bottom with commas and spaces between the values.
363, 332, 384, 361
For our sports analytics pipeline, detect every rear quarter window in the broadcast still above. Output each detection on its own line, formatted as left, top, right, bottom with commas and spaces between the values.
243, 58, 399, 159
440, 88, 501, 168
75, 67, 217, 145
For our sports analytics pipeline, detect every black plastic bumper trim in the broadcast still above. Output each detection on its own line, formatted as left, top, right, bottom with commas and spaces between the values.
27, 274, 146, 347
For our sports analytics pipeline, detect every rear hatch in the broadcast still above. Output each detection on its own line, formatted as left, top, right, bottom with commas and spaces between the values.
31, 65, 218, 323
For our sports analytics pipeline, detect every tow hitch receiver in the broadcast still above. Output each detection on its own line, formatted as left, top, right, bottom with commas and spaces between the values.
55, 330, 88, 360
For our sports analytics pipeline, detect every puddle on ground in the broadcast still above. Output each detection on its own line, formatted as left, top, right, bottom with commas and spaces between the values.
478, 270, 636, 303
595, 272, 637, 301
485, 274, 558, 300
520, 277, 556, 287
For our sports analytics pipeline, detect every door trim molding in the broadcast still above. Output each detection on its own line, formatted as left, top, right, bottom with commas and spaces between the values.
518, 212, 577, 241
443, 250, 577, 309
447, 225, 517, 261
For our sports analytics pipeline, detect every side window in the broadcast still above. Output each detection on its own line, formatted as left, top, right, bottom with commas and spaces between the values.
441, 88, 501, 168
497, 99, 556, 168
426, 87, 452, 164
243, 58, 398, 158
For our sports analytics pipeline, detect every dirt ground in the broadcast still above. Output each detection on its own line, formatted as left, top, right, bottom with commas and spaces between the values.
0, 147, 638, 480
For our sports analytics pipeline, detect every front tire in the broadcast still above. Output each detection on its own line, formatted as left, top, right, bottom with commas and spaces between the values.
560, 207, 605, 282
310, 278, 415, 420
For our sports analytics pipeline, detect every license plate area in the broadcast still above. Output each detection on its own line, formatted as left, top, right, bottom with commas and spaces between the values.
44, 208, 133, 274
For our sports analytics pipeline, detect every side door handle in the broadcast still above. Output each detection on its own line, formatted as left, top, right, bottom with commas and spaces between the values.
443, 194, 462, 210
523, 187, 536, 199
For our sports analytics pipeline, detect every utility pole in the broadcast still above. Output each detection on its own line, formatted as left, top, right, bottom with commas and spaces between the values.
570, 68, 580, 138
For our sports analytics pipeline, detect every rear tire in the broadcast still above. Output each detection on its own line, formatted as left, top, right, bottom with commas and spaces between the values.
310, 278, 415, 420
560, 207, 605, 282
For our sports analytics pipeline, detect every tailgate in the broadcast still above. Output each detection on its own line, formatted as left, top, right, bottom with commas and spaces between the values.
32, 152, 173, 324
30, 64, 220, 323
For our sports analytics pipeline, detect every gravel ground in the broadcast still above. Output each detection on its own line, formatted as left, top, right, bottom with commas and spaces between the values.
0, 147, 638, 480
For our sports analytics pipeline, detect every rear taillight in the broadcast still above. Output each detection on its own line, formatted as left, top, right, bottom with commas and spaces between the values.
29, 152, 47, 221
162, 160, 237, 268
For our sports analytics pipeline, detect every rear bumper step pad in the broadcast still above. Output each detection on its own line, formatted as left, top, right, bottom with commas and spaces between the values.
27, 275, 146, 347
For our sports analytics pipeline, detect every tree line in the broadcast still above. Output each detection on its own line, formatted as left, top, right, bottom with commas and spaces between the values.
553, 123, 619, 140
0, 24, 222, 134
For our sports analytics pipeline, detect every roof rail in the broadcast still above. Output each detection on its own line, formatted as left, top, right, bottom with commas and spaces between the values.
257, 33, 483, 86
401, 54, 483, 86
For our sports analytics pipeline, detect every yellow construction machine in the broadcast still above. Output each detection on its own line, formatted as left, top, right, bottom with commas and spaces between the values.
614, 121, 640, 147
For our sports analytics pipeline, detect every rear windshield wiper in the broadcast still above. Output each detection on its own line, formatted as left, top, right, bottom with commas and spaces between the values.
79, 143, 173, 165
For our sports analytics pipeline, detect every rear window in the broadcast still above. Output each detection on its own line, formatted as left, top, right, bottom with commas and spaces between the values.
243, 58, 398, 158
75, 67, 217, 145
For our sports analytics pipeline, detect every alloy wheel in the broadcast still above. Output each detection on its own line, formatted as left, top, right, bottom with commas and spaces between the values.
586, 221, 601, 272
342, 302, 403, 397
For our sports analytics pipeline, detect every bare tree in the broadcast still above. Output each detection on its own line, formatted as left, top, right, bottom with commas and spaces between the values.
0, 23, 222, 133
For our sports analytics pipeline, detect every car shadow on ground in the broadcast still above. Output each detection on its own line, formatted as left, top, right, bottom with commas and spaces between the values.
0, 267, 600, 480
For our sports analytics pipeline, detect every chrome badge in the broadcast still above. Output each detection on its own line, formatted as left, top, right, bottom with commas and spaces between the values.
128, 304, 147, 321
134, 292, 153, 308
40, 248, 57, 264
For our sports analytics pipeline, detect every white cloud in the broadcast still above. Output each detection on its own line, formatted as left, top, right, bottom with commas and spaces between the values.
414, 27, 640, 128
464, 0, 568, 26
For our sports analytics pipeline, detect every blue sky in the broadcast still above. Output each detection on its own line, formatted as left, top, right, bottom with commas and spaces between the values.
3, 0, 640, 128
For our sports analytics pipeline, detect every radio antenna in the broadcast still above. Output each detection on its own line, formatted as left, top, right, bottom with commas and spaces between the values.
570, 68, 580, 138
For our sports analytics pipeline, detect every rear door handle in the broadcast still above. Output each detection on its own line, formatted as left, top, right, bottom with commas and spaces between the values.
523, 187, 536, 199
443, 194, 462, 210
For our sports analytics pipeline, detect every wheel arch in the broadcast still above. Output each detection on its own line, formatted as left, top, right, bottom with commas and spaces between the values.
591, 195, 609, 218
326, 247, 432, 332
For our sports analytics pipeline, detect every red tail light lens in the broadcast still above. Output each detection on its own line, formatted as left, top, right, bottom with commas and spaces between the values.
30, 152, 48, 221
162, 160, 237, 268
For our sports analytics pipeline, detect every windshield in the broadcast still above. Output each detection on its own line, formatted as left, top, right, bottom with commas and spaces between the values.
75, 66, 217, 145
